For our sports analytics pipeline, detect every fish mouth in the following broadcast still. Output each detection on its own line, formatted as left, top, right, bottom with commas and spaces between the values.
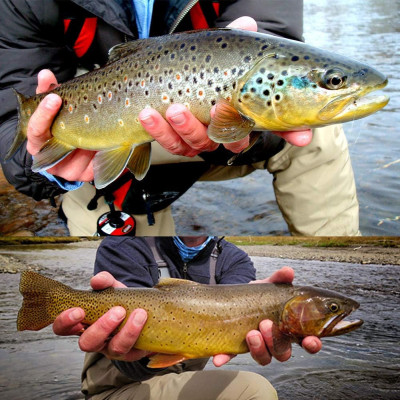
321, 304, 363, 337
322, 79, 389, 123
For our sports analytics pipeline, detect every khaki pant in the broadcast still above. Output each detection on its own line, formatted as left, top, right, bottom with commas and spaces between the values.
62, 124, 359, 236
89, 370, 277, 400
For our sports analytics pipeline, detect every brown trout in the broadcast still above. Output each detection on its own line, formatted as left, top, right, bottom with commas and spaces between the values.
6, 29, 389, 188
17, 271, 363, 368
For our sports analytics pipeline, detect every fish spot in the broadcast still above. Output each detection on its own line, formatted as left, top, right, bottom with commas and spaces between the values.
118, 119, 124, 127
263, 89, 270, 97
107, 91, 113, 101
190, 45, 196, 51
125, 98, 131, 107
97, 95, 103, 104
277, 80, 284, 86
83, 95, 88, 103
205, 54, 211, 63
216, 37, 223, 42
196, 88, 205, 100
175, 73, 182, 82
84, 115, 90, 124
161, 93, 170, 103
60, 121, 65, 129
221, 43, 227, 49
274, 94, 281, 102
68, 104, 74, 113
140, 80, 146, 88
256, 77, 263, 84
282, 70, 288, 76
243, 56, 251, 63
267, 73, 274, 80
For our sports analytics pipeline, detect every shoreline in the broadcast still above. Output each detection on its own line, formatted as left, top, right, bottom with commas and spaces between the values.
0, 237, 399, 273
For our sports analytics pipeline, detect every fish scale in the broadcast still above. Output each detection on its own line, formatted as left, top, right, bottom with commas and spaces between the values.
17, 271, 363, 368
6, 28, 388, 188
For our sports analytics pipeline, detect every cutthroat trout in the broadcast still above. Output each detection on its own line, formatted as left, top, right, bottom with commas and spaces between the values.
17, 271, 363, 368
6, 29, 389, 188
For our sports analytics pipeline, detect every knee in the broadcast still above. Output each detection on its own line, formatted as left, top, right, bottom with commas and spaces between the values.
238, 371, 278, 400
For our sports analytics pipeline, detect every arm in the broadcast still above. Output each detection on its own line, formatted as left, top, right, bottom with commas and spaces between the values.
0, 0, 77, 199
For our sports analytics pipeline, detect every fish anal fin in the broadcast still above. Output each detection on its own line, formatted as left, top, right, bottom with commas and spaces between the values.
93, 146, 133, 189
147, 353, 188, 368
155, 278, 201, 288
207, 98, 255, 143
127, 142, 152, 181
31, 137, 75, 172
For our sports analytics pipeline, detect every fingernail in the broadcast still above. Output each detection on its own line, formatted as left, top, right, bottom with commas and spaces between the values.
133, 310, 147, 327
70, 308, 84, 322
140, 113, 154, 126
169, 112, 186, 125
248, 334, 261, 347
44, 94, 60, 110
109, 307, 126, 322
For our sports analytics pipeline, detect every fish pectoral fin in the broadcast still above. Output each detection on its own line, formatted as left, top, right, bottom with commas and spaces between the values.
126, 142, 151, 181
207, 98, 255, 143
93, 146, 133, 189
147, 353, 188, 368
31, 138, 75, 172
155, 278, 201, 288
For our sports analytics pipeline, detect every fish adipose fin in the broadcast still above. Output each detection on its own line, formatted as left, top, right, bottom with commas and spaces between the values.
126, 142, 152, 181
31, 137, 75, 172
108, 39, 147, 63
17, 271, 68, 331
147, 353, 188, 368
93, 146, 134, 189
207, 98, 255, 143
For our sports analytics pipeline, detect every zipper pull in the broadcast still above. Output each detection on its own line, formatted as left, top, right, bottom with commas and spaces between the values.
182, 263, 188, 279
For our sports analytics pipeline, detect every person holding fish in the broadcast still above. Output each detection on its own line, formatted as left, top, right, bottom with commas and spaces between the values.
0, 0, 381, 237
49, 236, 324, 399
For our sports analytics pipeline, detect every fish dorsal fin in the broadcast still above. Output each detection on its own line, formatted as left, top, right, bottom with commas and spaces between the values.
155, 278, 200, 288
147, 353, 188, 368
126, 142, 152, 181
108, 39, 147, 63
207, 98, 255, 143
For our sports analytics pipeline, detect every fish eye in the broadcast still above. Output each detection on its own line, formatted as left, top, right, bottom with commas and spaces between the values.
328, 302, 340, 313
323, 69, 347, 90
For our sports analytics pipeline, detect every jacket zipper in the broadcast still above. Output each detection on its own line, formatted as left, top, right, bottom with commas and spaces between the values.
182, 262, 188, 279
168, 0, 200, 34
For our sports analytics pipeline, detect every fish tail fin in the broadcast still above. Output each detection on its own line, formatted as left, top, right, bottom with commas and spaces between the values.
17, 271, 70, 331
5, 90, 31, 160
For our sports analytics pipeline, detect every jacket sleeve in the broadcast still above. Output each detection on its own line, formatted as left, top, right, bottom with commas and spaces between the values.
216, 0, 304, 41
0, 0, 77, 200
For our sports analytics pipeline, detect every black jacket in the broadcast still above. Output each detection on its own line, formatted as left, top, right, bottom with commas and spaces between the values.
0, 0, 303, 201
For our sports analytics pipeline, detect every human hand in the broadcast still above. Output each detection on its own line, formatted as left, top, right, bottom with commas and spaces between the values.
26, 69, 95, 182
212, 267, 322, 367
52, 271, 149, 362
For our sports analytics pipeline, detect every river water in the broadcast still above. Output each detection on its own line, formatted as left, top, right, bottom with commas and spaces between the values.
0, 243, 399, 399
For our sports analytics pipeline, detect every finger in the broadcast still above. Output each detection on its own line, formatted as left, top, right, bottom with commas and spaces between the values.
90, 271, 127, 290
250, 266, 294, 285
26, 94, 62, 155
46, 149, 95, 182
53, 308, 86, 336
301, 336, 322, 354
165, 104, 218, 152
78, 306, 126, 353
139, 108, 199, 157
223, 137, 250, 153
273, 129, 313, 147
37, 69, 59, 94
212, 353, 235, 367
259, 320, 292, 362
106, 309, 148, 361
246, 330, 272, 366
227, 17, 258, 32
